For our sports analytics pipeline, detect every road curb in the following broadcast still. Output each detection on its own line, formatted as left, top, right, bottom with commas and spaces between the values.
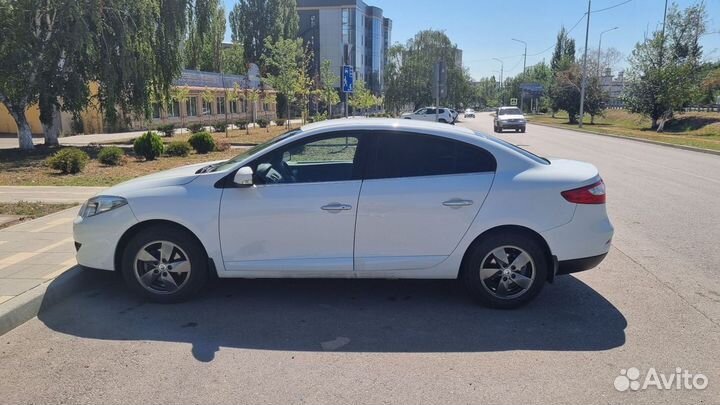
528, 121, 720, 157
0, 266, 105, 336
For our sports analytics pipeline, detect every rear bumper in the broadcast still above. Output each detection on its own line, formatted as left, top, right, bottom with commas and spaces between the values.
556, 253, 608, 275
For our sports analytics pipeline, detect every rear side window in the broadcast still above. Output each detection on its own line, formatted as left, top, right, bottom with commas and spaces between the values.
366, 133, 497, 179
438, 109, 445, 113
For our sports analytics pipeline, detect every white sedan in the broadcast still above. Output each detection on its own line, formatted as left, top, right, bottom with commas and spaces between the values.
74, 119, 613, 308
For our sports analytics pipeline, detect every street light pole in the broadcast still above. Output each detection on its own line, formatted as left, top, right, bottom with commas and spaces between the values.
492, 58, 504, 105
512, 38, 527, 111
597, 27, 619, 78
578, 0, 592, 128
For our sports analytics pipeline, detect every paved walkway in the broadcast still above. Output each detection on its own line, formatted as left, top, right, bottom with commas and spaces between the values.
0, 208, 77, 305
0, 186, 105, 203
0, 131, 145, 150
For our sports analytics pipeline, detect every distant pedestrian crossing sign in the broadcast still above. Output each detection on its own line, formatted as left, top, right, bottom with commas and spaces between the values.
510, 98, 518, 106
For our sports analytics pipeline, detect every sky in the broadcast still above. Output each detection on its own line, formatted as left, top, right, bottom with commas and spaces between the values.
222, 0, 720, 80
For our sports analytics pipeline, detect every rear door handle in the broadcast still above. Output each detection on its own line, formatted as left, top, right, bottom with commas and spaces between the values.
321, 203, 353, 211
443, 199, 474, 207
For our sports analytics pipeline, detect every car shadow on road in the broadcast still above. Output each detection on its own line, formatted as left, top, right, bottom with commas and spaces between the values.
38, 273, 626, 362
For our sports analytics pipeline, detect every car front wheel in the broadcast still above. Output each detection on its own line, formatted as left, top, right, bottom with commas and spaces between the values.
462, 232, 547, 309
121, 225, 208, 303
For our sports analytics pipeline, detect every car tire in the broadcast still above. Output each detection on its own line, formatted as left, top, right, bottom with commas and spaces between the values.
521, 127, 526, 133
461, 232, 548, 309
121, 225, 209, 303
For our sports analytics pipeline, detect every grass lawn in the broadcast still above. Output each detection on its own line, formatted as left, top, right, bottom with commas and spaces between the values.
0, 145, 239, 187
0, 124, 296, 187
0, 201, 78, 230
528, 110, 720, 151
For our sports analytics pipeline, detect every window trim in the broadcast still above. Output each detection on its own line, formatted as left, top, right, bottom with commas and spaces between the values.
363, 131, 497, 181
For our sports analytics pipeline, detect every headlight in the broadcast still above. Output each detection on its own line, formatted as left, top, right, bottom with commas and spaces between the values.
79, 196, 128, 218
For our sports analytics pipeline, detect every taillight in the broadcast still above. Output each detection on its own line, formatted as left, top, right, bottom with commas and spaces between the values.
561, 180, 606, 204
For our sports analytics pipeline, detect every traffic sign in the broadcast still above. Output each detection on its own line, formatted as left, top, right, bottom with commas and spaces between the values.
510, 98, 518, 106
342, 65, 354, 93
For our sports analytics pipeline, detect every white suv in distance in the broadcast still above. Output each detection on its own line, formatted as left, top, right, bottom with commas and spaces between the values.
401, 107, 454, 124
494, 106, 527, 133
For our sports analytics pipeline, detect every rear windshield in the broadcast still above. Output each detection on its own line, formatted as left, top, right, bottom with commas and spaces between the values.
485, 135, 550, 165
499, 108, 522, 115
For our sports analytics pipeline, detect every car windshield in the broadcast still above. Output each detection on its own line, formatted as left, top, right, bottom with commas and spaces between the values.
485, 134, 550, 165
208, 129, 302, 172
499, 108, 522, 116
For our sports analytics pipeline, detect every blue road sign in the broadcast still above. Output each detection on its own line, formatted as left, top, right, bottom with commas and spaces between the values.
342, 65, 354, 93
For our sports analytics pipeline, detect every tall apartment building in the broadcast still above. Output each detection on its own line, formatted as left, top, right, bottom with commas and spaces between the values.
297, 0, 392, 95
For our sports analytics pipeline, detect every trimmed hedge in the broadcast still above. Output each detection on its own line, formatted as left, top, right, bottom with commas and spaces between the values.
187, 123, 204, 133
256, 118, 269, 128
156, 124, 175, 137
188, 131, 216, 154
165, 141, 191, 157
133, 131, 164, 161
46, 148, 89, 174
97, 146, 126, 166
214, 122, 228, 133
235, 120, 248, 129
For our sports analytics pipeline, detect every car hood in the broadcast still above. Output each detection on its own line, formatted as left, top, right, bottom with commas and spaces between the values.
498, 114, 525, 120
101, 160, 226, 197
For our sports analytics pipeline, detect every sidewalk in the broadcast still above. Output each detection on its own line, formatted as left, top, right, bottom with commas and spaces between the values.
0, 186, 105, 203
0, 208, 77, 303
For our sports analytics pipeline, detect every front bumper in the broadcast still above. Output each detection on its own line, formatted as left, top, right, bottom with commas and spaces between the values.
498, 121, 526, 129
73, 204, 138, 271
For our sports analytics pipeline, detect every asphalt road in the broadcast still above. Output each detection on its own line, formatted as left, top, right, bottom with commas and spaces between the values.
0, 113, 718, 404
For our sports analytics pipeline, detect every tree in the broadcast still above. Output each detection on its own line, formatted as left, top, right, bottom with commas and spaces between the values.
172, 86, 190, 133
549, 26, 576, 117
0, 0, 214, 150
185, 0, 226, 72
222, 43, 246, 75
201, 88, 215, 124
349, 80, 375, 116
318, 60, 340, 117
382, 30, 473, 111
229, 0, 299, 66
624, 2, 707, 130
262, 38, 306, 127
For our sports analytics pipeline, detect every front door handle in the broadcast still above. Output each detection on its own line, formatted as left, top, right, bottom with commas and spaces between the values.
443, 199, 474, 207
321, 203, 353, 212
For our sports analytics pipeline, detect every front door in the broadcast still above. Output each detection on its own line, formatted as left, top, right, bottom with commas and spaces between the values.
219, 133, 364, 275
354, 132, 497, 273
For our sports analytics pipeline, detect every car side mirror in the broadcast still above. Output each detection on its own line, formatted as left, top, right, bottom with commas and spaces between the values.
233, 166, 254, 187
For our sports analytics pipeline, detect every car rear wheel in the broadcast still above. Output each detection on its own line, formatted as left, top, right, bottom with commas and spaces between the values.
121, 225, 208, 303
462, 232, 547, 309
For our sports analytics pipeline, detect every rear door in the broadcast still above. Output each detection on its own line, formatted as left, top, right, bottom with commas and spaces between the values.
353, 132, 497, 273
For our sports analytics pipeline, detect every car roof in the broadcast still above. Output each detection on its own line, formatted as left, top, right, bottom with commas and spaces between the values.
301, 118, 476, 138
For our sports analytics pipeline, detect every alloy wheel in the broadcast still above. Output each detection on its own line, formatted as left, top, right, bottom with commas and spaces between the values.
134, 240, 192, 295
479, 245, 536, 300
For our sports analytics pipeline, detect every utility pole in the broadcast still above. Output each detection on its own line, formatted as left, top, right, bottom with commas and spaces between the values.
492, 58, 504, 105
512, 38, 527, 111
598, 27, 619, 78
578, 0, 592, 128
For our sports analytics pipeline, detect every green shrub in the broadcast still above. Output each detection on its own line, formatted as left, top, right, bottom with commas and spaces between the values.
133, 131, 164, 161
188, 131, 216, 154
256, 118, 269, 128
156, 124, 175, 137
165, 141, 191, 157
97, 146, 126, 166
187, 123, 204, 133
214, 122, 228, 133
46, 148, 90, 174
235, 120, 248, 129
215, 139, 231, 152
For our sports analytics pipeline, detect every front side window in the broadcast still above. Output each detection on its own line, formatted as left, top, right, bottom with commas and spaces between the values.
251, 134, 360, 185
366, 132, 496, 179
